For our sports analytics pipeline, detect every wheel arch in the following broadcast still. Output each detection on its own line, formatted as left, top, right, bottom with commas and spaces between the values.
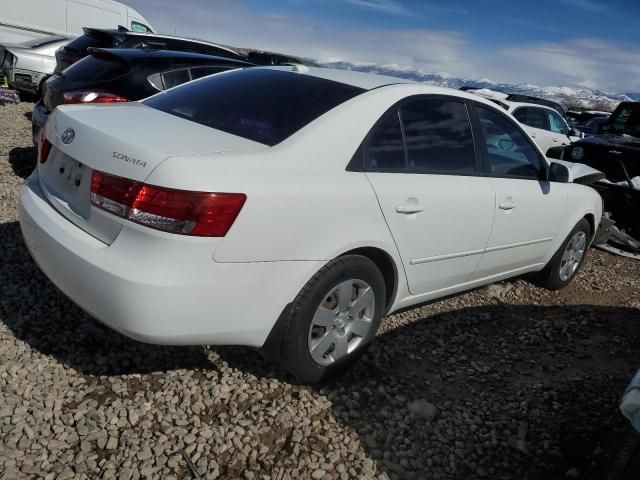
583, 213, 596, 243
338, 246, 399, 314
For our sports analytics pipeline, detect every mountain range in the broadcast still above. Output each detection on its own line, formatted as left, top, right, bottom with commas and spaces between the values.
321, 61, 639, 111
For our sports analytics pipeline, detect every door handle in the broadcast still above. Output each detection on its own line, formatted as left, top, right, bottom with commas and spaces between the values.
396, 204, 424, 214
530, 134, 537, 138
498, 199, 517, 210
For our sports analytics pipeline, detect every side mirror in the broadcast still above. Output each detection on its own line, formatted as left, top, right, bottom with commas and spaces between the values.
548, 162, 570, 183
568, 128, 582, 138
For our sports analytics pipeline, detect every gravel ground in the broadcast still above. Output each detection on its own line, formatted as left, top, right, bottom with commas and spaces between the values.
1, 101, 640, 480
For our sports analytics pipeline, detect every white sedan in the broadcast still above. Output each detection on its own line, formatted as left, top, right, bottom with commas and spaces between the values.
19, 66, 602, 382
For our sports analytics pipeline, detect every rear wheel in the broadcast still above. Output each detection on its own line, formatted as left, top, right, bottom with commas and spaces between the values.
280, 255, 385, 383
537, 219, 590, 290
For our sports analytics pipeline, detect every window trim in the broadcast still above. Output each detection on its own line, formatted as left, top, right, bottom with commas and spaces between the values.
469, 101, 548, 181
348, 94, 483, 176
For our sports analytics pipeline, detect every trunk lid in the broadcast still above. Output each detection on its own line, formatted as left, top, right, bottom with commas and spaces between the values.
39, 102, 266, 244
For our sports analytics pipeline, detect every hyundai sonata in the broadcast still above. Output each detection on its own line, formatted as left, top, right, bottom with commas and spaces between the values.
19, 66, 602, 382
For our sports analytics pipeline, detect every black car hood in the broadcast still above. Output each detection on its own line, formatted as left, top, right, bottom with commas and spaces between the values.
578, 134, 640, 152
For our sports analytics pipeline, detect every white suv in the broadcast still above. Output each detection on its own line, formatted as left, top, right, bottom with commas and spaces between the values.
469, 90, 581, 155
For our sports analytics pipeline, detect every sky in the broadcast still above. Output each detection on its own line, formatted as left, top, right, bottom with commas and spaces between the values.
126, 0, 640, 93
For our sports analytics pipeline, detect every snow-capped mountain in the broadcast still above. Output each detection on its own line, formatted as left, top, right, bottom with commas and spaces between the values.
321, 61, 635, 111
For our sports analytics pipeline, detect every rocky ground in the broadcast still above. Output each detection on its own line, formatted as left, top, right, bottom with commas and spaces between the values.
1, 101, 640, 480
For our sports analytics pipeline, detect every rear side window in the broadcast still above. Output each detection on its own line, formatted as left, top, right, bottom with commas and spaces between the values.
162, 68, 191, 89
145, 68, 365, 146
514, 107, 548, 130
148, 67, 230, 91
366, 111, 404, 170
401, 100, 475, 173
61, 55, 129, 82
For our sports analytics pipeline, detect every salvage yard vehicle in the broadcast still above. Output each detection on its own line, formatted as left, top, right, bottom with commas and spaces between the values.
0, 35, 71, 94
54, 28, 307, 73
464, 88, 581, 155
566, 109, 611, 128
0, 0, 153, 45
19, 67, 603, 382
54, 27, 246, 72
575, 115, 610, 137
561, 102, 640, 256
31, 48, 251, 145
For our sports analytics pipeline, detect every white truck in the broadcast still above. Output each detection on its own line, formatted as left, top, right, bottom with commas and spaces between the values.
0, 0, 154, 44
0, 0, 154, 94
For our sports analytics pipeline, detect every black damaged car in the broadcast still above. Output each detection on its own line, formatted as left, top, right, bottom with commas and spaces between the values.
559, 102, 640, 252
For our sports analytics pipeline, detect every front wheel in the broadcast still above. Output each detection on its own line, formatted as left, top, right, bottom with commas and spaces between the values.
537, 219, 591, 290
279, 255, 386, 383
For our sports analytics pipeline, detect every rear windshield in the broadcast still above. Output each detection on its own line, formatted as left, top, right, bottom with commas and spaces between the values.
144, 68, 366, 146
60, 55, 129, 83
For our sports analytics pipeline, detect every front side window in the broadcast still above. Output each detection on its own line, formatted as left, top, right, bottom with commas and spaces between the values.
547, 110, 568, 134
401, 100, 476, 174
131, 21, 152, 33
513, 107, 548, 130
366, 110, 404, 170
476, 105, 542, 179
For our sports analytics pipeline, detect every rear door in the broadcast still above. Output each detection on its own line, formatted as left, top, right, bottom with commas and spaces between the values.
513, 106, 555, 154
365, 97, 495, 295
470, 103, 567, 279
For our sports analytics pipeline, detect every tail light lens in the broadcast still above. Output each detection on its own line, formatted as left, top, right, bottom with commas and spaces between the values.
38, 129, 52, 163
90, 170, 246, 237
63, 89, 128, 104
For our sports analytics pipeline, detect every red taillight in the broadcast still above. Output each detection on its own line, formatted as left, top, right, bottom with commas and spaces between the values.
63, 89, 128, 104
38, 130, 52, 163
90, 171, 246, 237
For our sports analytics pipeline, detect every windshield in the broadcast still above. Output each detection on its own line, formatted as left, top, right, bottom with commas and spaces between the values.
608, 104, 640, 137
144, 68, 365, 146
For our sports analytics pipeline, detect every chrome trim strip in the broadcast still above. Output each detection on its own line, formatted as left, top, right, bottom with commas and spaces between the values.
410, 248, 485, 265
409, 237, 553, 265
485, 237, 553, 253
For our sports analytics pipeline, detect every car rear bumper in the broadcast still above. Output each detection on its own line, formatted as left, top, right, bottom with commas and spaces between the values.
18, 173, 322, 347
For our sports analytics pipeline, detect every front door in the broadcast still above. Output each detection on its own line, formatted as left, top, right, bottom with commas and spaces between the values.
470, 103, 568, 280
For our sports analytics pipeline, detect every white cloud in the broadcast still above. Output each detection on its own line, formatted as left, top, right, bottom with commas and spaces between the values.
558, 0, 606, 13
345, 0, 411, 15
128, 0, 640, 93
495, 38, 640, 92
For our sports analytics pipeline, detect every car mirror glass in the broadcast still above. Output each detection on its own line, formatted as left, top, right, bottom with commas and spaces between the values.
548, 162, 570, 183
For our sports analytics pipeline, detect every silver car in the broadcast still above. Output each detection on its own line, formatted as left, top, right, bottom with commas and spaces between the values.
1, 35, 70, 94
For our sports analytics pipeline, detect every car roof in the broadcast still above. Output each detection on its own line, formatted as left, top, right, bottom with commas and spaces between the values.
88, 48, 252, 66
83, 28, 241, 57
262, 66, 416, 90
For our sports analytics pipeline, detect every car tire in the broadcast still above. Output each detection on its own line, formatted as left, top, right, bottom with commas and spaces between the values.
537, 218, 591, 290
279, 255, 386, 384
